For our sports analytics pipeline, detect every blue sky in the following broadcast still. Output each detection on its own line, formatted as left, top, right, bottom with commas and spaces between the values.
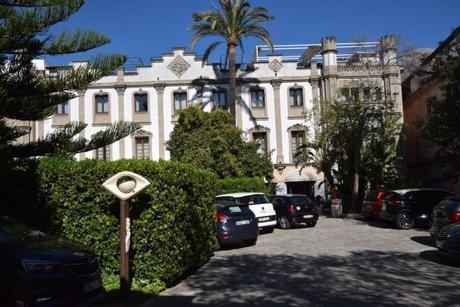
48, 0, 460, 66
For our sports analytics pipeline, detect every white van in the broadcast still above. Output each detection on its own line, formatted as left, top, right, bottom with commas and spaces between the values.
216, 193, 277, 232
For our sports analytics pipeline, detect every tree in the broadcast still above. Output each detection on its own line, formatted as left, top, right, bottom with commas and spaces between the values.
421, 27, 460, 179
166, 106, 272, 179
190, 0, 274, 124
296, 85, 402, 212
0, 0, 140, 168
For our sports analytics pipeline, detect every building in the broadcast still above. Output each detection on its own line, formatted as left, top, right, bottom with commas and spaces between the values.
16, 35, 403, 198
402, 28, 460, 194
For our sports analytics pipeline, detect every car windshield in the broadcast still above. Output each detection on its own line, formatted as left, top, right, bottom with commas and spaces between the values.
239, 195, 269, 205
290, 196, 313, 206
0, 216, 46, 244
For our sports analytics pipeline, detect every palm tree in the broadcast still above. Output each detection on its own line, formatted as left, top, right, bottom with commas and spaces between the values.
190, 0, 274, 125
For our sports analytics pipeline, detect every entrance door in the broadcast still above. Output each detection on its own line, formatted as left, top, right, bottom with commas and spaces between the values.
286, 181, 315, 198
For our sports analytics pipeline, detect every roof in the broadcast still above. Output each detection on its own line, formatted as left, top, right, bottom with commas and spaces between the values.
403, 27, 460, 84
216, 192, 264, 198
391, 188, 450, 194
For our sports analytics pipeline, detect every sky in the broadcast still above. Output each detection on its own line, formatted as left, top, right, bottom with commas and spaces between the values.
47, 0, 460, 66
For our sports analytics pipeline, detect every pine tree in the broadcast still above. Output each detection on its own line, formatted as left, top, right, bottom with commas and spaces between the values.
0, 0, 140, 168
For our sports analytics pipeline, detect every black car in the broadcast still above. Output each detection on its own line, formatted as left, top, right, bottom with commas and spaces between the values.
215, 202, 258, 247
430, 197, 460, 237
269, 194, 318, 229
0, 216, 103, 306
379, 188, 454, 229
435, 222, 460, 257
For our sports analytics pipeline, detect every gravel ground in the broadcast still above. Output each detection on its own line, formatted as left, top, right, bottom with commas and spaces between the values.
142, 217, 460, 307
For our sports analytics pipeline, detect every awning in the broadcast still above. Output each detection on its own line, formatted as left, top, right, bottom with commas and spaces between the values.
283, 169, 317, 182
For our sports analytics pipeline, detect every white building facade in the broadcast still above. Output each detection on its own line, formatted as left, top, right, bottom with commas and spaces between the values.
22, 35, 403, 198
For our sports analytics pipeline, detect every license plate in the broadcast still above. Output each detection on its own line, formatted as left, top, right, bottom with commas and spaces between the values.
303, 215, 314, 218
83, 278, 102, 294
259, 217, 270, 222
236, 220, 250, 225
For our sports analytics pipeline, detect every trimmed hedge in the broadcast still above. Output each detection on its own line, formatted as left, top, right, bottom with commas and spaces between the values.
36, 158, 217, 288
216, 177, 266, 194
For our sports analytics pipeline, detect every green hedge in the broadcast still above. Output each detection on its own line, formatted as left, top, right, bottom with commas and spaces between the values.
36, 158, 217, 288
216, 177, 267, 194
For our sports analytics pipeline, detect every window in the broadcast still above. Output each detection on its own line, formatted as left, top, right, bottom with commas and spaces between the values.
56, 101, 69, 115
340, 87, 359, 101
289, 88, 303, 107
95, 145, 110, 161
251, 88, 265, 108
253, 132, 268, 157
134, 93, 148, 112
135, 137, 149, 159
291, 130, 306, 163
173, 92, 187, 111
95, 94, 109, 113
212, 90, 227, 108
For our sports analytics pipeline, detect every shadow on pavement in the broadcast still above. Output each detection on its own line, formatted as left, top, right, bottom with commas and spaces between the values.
144, 250, 460, 307
411, 235, 435, 248
419, 250, 460, 267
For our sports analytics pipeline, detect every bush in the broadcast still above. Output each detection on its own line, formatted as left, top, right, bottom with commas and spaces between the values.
36, 158, 217, 289
216, 177, 267, 195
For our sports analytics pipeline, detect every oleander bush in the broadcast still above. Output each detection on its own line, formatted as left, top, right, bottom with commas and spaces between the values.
36, 157, 218, 289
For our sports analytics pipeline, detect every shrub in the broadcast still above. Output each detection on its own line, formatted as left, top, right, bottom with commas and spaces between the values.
216, 177, 267, 195
36, 157, 217, 289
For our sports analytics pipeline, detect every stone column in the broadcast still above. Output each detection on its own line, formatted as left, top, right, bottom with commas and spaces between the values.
78, 90, 85, 160
154, 83, 166, 159
271, 79, 284, 164
379, 35, 403, 122
236, 85, 243, 129
115, 85, 126, 159
310, 62, 321, 137
321, 36, 338, 100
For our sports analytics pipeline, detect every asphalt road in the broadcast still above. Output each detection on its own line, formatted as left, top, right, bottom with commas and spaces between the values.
143, 217, 460, 307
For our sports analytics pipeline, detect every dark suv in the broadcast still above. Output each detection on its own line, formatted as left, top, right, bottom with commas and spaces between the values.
269, 195, 318, 229
379, 189, 454, 229
430, 197, 460, 237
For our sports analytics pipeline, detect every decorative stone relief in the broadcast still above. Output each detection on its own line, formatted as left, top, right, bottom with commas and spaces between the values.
167, 55, 191, 78
269, 59, 283, 74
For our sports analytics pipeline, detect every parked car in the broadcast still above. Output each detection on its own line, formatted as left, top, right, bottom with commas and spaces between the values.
269, 194, 318, 229
215, 201, 258, 247
379, 188, 454, 229
430, 196, 460, 237
0, 216, 103, 306
435, 222, 460, 257
361, 188, 389, 219
216, 193, 277, 233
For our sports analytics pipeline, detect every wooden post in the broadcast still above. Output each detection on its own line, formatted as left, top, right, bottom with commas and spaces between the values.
119, 199, 129, 297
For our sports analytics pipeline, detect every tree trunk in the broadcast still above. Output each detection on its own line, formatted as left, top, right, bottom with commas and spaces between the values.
351, 130, 364, 213
228, 43, 237, 126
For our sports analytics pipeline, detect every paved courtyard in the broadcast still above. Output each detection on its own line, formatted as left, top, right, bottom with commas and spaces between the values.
144, 217, 460, 307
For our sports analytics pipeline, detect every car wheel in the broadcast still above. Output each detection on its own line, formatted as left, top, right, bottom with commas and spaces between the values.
264, 227, 275, 233
396, 212, 415, 229
244, 239, 257, 246
278, 216, 291, 230
307, 221, 317, 227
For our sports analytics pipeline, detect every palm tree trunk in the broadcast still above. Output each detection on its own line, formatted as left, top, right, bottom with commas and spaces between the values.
228, 43, 237, 126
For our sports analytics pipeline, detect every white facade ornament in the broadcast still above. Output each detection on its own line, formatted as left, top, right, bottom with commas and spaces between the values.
269, 59, 283, 73
168, 55, 191, 78
102, 171, 150, 200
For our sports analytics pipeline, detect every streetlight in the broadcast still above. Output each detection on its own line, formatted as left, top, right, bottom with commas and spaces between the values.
102, 171, 150, 298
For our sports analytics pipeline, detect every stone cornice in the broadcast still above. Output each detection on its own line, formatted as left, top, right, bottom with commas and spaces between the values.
88, 76, 313, 89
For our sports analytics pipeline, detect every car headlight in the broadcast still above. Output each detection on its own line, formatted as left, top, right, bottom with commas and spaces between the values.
22, 260, 60, 273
